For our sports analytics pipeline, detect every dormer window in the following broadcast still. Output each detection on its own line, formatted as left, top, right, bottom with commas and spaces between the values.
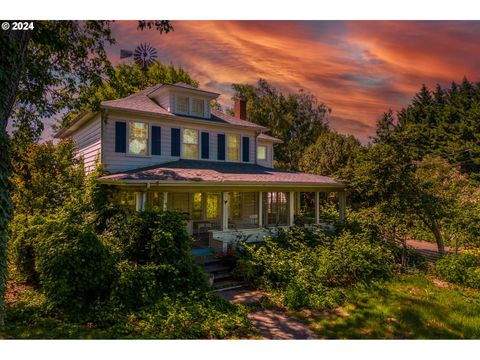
191, 98, 205, 117
176, 95, 189, 114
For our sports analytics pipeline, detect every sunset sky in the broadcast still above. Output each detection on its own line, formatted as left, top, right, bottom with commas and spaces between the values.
35, 20, 480, 143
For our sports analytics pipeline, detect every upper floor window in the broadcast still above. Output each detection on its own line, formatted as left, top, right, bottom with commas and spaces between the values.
257, 145, 267, 161
183, 128, 199, 159
191, 98, 205, 117
129, 122, 148, 155
227, 134, 241, 161
176, 95, 189, 114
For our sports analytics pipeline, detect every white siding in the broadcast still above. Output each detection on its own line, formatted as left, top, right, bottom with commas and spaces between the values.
102, 111, 257, 173
256, 140, 273, 168
71, 114, 101, 173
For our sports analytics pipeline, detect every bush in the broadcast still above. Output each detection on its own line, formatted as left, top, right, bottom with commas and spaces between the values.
236, 226, 394, 310
103, 208, 207, 310
435, 253, 480, 289
34, 213, 115, 314
123, 293, 252, 339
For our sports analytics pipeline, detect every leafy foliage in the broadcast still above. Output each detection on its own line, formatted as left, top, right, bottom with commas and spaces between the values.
232, 79, 330, 170
236, 226, 394, 310
435, 253, 480, 289
299, 131, 360, 177
375, 80, 480, 181
34, 212, 115, 314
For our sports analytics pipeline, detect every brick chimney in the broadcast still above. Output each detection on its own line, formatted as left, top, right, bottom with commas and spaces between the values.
234, 99, 247, 120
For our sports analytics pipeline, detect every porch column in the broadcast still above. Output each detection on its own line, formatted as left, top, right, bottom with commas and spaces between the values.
315, 192, 320, 224
162, 192, 168, 211
258, 191, 263, 228
222, 192, 229, 231
338, 191, 346, 222
289, 191, 295, 226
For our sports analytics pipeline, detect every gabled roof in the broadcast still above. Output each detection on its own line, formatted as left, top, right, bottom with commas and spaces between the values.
97, 160, 344, 189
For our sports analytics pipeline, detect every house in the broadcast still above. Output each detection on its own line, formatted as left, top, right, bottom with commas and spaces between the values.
55, 82, 346, 253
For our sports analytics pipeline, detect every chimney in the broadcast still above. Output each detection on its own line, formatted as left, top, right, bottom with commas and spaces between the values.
234, 99, 247, 120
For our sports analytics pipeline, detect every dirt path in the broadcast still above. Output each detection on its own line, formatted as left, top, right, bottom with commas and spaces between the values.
220, 288, 318, 340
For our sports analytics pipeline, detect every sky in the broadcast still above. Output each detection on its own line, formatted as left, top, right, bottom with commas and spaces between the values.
34, 20, 480, 143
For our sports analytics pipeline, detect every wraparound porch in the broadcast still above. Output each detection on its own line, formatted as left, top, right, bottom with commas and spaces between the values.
117, 187, 346, 254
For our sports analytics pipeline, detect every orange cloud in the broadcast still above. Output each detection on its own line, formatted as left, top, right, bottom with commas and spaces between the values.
107, 20, 480, 143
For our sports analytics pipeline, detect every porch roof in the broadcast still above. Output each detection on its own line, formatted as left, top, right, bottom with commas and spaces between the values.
97, 160, 345, 190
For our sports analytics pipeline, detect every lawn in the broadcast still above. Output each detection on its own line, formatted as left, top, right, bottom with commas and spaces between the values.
2, 274, 480, 339
294, 274, 480, 339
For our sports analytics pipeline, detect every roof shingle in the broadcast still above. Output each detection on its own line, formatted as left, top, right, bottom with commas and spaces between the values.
98, 160, 344, 187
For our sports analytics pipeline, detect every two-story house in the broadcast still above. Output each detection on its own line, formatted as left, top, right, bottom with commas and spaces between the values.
55, 82, 346, 253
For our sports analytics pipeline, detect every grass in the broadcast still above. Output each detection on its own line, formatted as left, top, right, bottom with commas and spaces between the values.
295, 274, 480, 339
3, 274, 480, 339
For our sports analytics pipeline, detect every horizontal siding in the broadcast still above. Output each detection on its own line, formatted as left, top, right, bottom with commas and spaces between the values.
256, 140, 273, 168
103, 112, 257, 173
71, 114, 101, 173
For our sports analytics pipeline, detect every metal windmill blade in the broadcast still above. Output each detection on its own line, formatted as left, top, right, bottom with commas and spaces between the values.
133, 43, 158, 70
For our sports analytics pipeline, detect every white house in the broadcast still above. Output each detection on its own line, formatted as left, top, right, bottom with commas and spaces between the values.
55, 82, 346, 253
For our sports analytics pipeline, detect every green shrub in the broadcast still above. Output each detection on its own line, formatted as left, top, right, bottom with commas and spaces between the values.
104, 208, 207, 310
435, 253, 480, 289
236, 226, 394, 310
124, 293, 252, 339
34, 213, 115, 314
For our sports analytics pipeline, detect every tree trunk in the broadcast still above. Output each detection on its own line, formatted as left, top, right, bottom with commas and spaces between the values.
0, 29, 31, 327
431, 220, 445, 255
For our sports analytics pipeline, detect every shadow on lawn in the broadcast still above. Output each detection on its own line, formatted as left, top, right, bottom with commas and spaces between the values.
308, 275, 480, 339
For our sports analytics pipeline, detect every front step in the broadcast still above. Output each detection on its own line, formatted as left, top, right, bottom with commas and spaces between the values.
211, 279, 246, 292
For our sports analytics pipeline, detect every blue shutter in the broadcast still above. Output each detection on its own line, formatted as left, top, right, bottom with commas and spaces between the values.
217, 134, 225, 161
151, 126, 161, 155
201, 132, 209, 159
171, 128, 180, 157
242, 137, 250, 162
115, 121, 126, 153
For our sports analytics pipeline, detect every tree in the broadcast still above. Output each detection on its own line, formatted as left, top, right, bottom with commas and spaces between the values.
0, 20, 173, 326
299, 131, 360, 178
375, 79, 480, 181
232, 79, 330, 170
10, 139, 84, 216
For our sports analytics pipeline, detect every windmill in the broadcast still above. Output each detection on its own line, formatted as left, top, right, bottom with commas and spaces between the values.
120, 43, 158, 87
120, 43, 158, 70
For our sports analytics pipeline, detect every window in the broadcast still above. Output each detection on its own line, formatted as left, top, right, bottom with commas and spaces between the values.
119, 191, 136, 209
183, 128, 199, 159
192, 193, 202, 220
227, 134, 241, 161
257, 145, 267, 161
191, 98, 205, 117
206, 193, 221, 220
176, 95, 189, 114
264, 192, 288, 226
129, 122, 148, 155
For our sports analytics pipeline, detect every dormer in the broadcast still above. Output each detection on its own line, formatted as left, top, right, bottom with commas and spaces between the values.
147, 82, 220, 119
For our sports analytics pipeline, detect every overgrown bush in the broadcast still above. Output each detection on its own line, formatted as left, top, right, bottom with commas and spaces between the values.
34, 212, 115, 314
236, 226, 394, 309
122, 293, 252, 339
435, 253, 480, 289
103, 208, 207, 310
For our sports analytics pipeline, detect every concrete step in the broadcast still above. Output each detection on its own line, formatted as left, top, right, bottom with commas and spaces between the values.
211, 279, 246, 291
204, 263, 231, 274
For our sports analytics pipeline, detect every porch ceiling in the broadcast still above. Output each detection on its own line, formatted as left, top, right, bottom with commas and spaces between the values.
97, 160, 345, 191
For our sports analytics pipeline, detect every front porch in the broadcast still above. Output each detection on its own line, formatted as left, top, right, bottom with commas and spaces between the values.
123, 189, 346, 254
99, 159, 347, 255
